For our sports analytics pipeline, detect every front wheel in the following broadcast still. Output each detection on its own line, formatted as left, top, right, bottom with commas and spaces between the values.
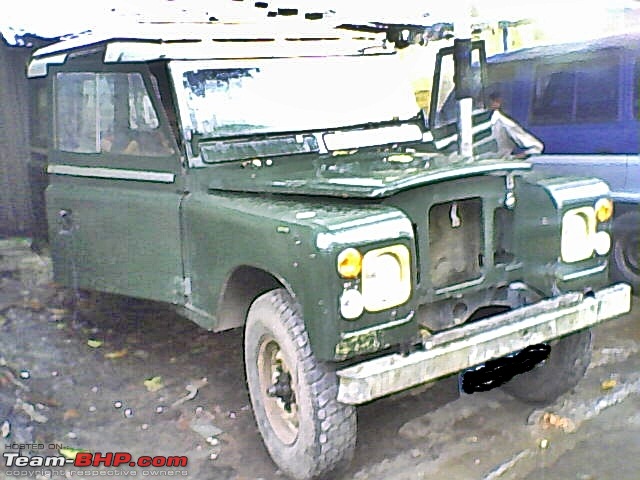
244, 289, 356, 480
611, 211, 640, 291
502, 330, 592, 405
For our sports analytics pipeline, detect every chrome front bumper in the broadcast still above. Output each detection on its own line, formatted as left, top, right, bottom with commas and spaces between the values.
336, 283, 632, 405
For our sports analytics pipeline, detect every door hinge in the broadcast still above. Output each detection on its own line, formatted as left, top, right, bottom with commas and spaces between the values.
183, 277, 192, 297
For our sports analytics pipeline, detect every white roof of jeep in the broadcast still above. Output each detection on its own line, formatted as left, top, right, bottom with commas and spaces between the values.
27, 21, 389, 78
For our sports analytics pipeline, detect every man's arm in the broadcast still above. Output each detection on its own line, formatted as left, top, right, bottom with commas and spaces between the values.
492, 111, 544, 157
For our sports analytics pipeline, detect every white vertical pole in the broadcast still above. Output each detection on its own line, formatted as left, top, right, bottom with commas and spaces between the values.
455, 2, 474, 159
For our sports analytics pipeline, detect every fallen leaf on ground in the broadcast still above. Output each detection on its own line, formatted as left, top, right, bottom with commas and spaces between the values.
144, 376, 164, 392
48, 308, 68, 320
0, 366, 30, 391
63, 409, 80, 421
104, 349, 128, 360
87, 339, 103, 348
601, 379, 618, 390
59, 447, 89, 460
16, 399, 48, 423
171, 378, 208, 408
540, 412, 576, 432
27, 298, 44, 311
25, 395, 60, 407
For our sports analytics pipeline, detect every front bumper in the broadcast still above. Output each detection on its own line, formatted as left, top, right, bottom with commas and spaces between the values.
336, 283, 631, 405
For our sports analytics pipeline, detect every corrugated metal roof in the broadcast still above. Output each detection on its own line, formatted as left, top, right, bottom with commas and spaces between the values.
26, 20, 397, 77
31, 20, 385, 57
2, 0, 436, 47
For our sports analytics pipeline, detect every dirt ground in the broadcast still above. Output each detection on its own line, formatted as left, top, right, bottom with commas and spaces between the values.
1, 237, 639, 480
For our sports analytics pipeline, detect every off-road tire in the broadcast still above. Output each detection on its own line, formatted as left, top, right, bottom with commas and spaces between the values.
611, 211, 640, 291
244, 289, 356, 480
502, 330, 592, 405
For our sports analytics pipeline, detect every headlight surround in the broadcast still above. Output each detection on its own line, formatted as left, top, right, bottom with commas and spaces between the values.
361, 245, 411, 312
561, 198, 614, 264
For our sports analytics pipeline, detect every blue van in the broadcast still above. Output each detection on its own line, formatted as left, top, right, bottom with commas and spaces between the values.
487, 34, 640, 289
487, 33, 640, 154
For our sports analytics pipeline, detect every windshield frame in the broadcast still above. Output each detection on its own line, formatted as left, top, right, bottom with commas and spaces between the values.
169, 54, 421, 166
429, 40, 488, 129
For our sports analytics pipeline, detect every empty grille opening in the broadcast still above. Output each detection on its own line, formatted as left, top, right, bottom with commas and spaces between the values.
429, 197, 483, 289
494, 207, 515, 265
467, 305, 512, 323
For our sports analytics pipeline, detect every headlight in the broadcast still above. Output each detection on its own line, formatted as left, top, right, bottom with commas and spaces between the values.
361, 245, 411, 312
561, 207, 596, 263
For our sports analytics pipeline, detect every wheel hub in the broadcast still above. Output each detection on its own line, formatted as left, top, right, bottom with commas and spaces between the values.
257, 338, 300, 445
267, 366, 295, 412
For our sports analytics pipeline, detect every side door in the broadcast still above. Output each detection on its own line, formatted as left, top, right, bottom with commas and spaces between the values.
47, 64, 185, 303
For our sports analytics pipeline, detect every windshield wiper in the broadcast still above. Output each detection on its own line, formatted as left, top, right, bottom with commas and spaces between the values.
189, 115, 423, 157
324, 116, 420, 134
194, 132, 320, 164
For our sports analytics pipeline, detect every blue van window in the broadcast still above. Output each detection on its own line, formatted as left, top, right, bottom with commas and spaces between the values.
532, 70, 574, 122
575, 64, 618, 121
532, 57, 619, 125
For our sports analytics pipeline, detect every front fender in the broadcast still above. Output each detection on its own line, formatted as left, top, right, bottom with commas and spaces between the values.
515, 175, 611, 295
181, 191, 417, 361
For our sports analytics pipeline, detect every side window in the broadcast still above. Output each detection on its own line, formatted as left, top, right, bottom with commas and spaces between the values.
575, 62, 618, 122
531, 68, 574, 123
127, 73, 159, 130
55, 72, 172, 156
434, 54, 457, 126
433, 47, 485, 128
532, 55, 620, 125
55, 72, 99, 152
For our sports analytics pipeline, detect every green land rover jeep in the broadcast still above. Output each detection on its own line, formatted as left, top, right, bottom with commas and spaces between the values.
28, 23, 631, 480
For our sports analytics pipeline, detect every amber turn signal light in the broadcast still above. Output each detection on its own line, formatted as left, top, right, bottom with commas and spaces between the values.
337, 248, 362, 279
595, 198, 613, 222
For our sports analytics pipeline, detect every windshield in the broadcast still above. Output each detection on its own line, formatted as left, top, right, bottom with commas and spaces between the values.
170, 55, 419, 139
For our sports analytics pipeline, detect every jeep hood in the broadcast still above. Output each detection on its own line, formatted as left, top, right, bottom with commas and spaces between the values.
208, 154, 532, 198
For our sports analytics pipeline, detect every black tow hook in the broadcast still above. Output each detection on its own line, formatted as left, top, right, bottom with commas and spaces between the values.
461, 344, 551, 394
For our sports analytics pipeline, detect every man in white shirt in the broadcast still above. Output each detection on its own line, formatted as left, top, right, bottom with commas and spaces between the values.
489, 92, 544, 158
